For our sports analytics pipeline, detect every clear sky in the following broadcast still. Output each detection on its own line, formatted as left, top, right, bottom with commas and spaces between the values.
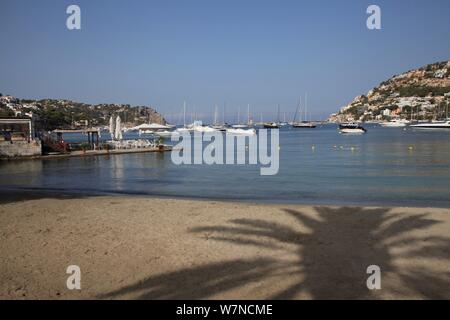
1, 0, 449, 123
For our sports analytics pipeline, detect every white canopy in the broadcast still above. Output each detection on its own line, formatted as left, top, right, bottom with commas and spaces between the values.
109, 116, 116, 140
115, 116, 123, 140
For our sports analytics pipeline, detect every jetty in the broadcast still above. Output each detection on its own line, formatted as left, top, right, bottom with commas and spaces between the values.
0, 121, 173, 161
0, 145, 172, 161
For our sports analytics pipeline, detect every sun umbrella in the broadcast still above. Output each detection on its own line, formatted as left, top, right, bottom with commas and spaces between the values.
115, 116, 123, 140
109, 116, 116, 140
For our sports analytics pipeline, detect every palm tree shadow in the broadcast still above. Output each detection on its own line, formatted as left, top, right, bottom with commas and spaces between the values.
99, 258, 284, 299
99, 206, 450, 299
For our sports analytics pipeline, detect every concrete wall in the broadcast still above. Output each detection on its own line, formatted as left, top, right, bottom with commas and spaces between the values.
0, 140, 42, 158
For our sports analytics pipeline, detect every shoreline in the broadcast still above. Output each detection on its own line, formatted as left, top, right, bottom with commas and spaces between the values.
1, 192, 449, 299
1, 187, 450, 209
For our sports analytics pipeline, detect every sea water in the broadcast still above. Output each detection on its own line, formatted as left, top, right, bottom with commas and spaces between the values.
1, 124, 450, 207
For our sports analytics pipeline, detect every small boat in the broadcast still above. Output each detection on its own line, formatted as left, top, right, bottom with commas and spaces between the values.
339, 123, 367, 134
410, 120, 450, 129
291, 94, 316, 129
226, 128, 257, 136
292, 122, 316, 129
193, 125, 219, 133
263, 122, 280, 129
137, 123, 172, 136
139, 129, 154, 135
176, 127, 194, 133
211, 124, 228, 132
232, 124, 248, 129
380, 119, 410, 127
154, 130, 179, 138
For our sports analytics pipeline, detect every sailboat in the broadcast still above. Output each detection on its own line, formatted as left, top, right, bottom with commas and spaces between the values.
232, 104, 253, 128
292, 94, 316, 128
232, 105, 247, 128
380, 119, 410, 127
410, 102, 450, 129
279, 112, 288, 126
211, 104, 228, 131
410, 120, 450, 129
226, 104, 256, 135
263, 104, 281, 128
176, 101, 194, 133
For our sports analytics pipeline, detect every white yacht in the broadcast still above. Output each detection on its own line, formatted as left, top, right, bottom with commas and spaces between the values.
380, 119, 410, 127
410, 120, 450, 129
339, 123, 367, 134
226, 128, 256, 136
193, 124, 219, 133
154, 130, 179, 138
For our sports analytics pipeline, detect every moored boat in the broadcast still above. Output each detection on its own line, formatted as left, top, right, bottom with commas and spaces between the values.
380, 119, 410, 127
339, 123, 367, 134
263, 122, 280, 129
226, 128, 257, 136
410, 120, 450, 129
292, 122, 316, 129
154, 130, 179, 138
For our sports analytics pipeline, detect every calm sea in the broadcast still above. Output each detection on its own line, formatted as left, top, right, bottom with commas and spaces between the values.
1, 124, 450, 207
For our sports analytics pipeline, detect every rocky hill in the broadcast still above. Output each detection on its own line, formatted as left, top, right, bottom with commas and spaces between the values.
0, 94, 166, 130
330, 60, 450, 122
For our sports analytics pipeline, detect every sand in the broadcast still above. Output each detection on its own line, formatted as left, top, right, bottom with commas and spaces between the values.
0, 191, 449, 300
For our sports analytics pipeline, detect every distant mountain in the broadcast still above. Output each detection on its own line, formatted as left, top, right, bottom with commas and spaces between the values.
330, 60, 450, 122
0, 95, 166, 130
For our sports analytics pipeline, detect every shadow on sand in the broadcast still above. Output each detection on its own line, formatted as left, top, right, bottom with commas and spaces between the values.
99, 206, 450, 299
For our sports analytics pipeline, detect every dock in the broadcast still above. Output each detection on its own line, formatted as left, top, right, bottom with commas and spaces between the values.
0, 145, 173, 161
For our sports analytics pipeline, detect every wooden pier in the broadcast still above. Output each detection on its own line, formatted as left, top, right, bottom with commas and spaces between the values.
0, 145, 173, 161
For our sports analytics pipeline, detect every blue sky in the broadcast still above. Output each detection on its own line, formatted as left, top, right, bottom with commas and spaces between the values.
1, 0, 449, 122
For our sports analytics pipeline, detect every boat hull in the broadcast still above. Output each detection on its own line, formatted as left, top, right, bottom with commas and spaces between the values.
339, 129, 366, 134
263, 123, 280, 129
292, 124, 316, 129
380, 123, 407, 128
226, 128, 256, 136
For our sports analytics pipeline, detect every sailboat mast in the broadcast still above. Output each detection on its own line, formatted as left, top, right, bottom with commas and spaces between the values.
223, 102, 226, 125
214, 105, 218, 125
292, 98, 300, 124
183, 101, 186, 127
305, 93, 308, 122
277, 104, 280, 123
237, 106, 240, 124
247, 104, 250, 125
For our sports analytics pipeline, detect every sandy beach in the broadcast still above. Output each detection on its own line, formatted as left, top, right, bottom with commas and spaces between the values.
0, 191, 449, 300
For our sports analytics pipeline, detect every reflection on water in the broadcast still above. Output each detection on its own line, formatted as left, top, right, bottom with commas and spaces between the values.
1, 125, 450, 207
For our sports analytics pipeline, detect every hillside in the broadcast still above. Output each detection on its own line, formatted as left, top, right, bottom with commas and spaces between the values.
330, 60, 450, 122
0, 95, 166, 130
